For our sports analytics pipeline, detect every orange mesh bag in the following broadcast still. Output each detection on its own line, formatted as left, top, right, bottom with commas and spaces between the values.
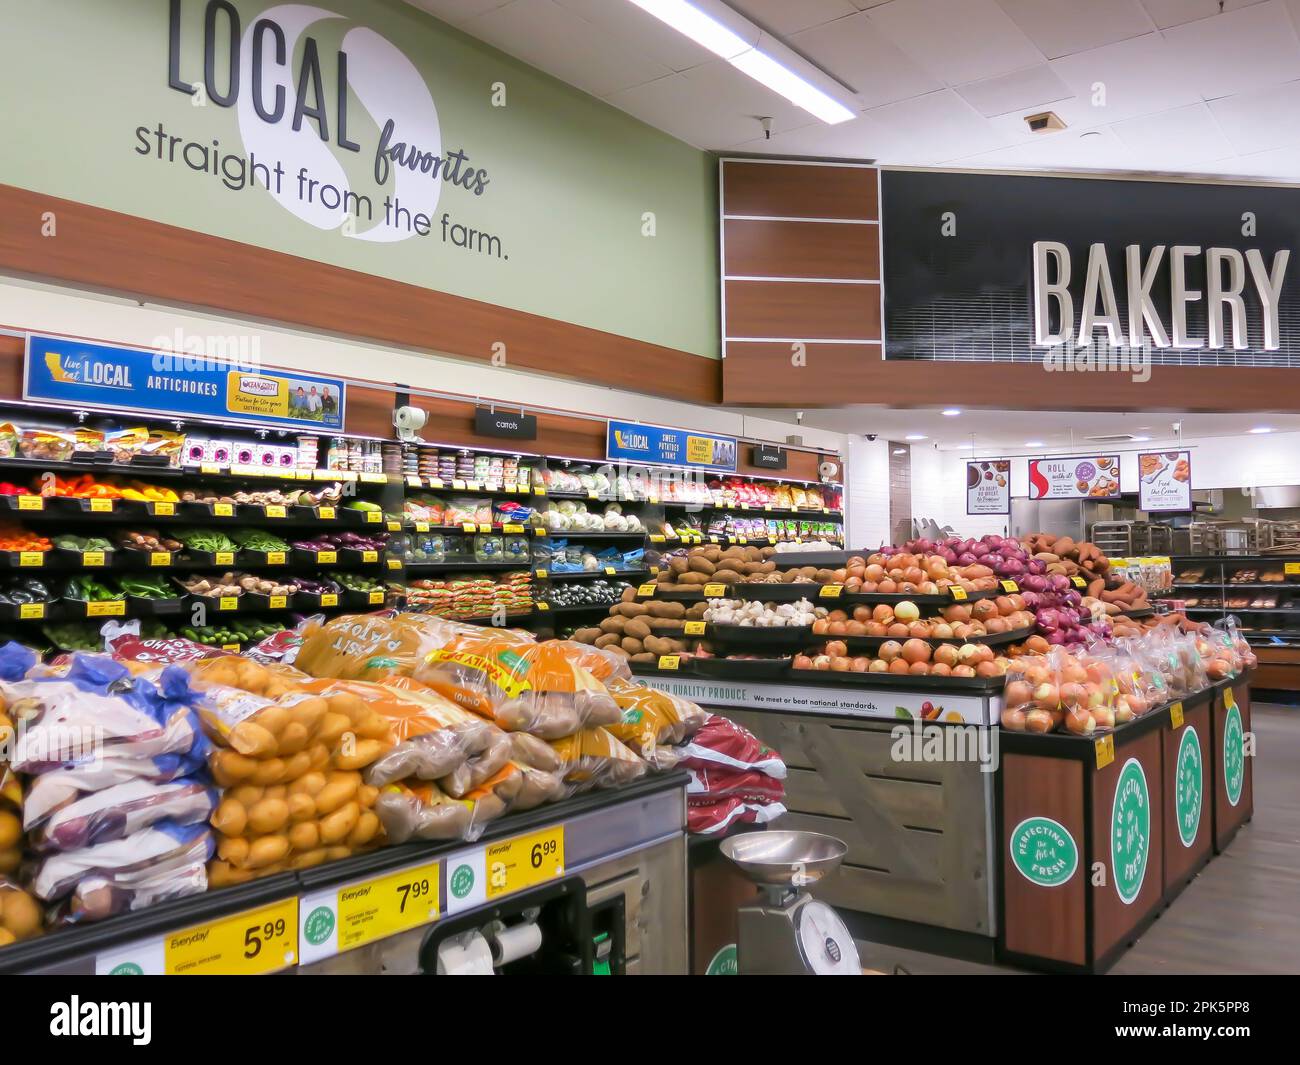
413, 630, 620, 739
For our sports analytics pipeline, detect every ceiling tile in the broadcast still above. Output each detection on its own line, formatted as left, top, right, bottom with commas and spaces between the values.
1162, 0, 1300, 99
1050, 32, 1202, 124
605, 61, 814, 150
1139, 0, 1268, 29
789, 12, 944, 108
460, 0, 673, 97
866, 0, 1046, 85
550, 0, 744, 72
729, 0, 859, 35
953, 126, 1135, 172
956, 64, 1072, 117
1208, 80, 1300, 153
1204, 144, 1300, 178
863, 90, 1011, 162
731, 114, 879, 156
1110, 102, 1236, 168
405, 0, 514, 26
997, 0, 1153, 58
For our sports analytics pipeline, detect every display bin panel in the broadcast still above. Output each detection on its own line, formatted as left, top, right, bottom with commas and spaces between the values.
1161, 697, 1213, 898
1211, 678, 1254, 853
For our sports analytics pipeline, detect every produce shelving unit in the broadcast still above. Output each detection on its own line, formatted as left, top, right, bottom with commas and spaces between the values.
0, 773, 689, 976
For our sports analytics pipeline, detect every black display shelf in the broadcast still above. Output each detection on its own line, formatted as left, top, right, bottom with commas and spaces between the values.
404, 559, 532, 572
706, 623, 814, 648
542, 568, 648, 582
841, 623, 1036, 653
535, 531, 649, 541
692, 655, 794, 679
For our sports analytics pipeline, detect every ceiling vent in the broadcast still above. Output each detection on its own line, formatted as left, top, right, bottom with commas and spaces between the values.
1085, 433, 1141, 442
1025, 111, 1066, 133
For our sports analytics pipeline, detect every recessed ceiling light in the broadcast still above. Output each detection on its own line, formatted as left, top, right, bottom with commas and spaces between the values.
904, 434, 927, 441
1249, 426, 1274, 434
942, 408, 961, 417
626, 0, 855, 124
1025, 440, 1044, 447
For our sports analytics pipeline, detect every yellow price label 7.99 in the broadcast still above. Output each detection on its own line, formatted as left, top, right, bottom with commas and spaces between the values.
335, 861, 439, 953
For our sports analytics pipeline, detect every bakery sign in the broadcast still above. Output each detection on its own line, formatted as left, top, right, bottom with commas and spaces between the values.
1139, 451, 1192, 512
1032, 242, 1290, 350
967, 460, 1010, 515
155, 0, 490, 243
1028, 456, 1120, 500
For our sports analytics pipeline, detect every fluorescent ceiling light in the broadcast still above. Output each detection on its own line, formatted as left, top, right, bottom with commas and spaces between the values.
625, 0, 855, 124
942, 408, 961, 417
727, 48, 855, 125
904, 434, 927, 441
625, 0, 750, 58
1131, 435, 1151, 442
1025, 440, 1044, 447
1249, 426, 1274, 434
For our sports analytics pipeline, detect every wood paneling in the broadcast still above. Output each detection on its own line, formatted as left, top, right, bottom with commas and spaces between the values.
722, 341, 1300, 412
725, 279, 880, 340
0, 183, 719, 405
723, 161, 877, 220
724, 218, 879, 280
1212, 683, 1254, 852
1162, 702, 1213, 893
1001, 753, 1087, 966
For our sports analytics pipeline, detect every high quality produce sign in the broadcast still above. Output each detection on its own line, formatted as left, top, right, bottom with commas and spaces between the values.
1138, 451, 1192, 512
25, 333, 345, 431
606, 420, 737, 472
967, 460, 1011, 515
1028, 455, 1120, 500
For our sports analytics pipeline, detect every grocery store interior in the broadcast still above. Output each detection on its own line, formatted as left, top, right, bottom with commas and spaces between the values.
0, 0, 1297, 979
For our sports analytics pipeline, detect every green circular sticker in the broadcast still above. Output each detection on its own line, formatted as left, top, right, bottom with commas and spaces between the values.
706, 944, 739, 975
303, 906, 336, 947
1224, 704, 1244, 807
1009, 816, 1078, 887
1175, 726, 1203, 847
1111, 757, 1150, 905
109, 962, 144, 975
450, 864, 475, 900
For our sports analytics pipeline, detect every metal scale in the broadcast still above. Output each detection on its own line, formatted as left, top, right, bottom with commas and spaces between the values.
721, 831, 861, 976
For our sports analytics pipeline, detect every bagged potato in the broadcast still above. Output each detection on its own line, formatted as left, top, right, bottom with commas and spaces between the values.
545, 727, 648, 792
30, 779, 217, 853
375, 764, 523, 844
414, 633, 620, 739
292, 612, 498, 681
604, 675, 708, 764
30, 820, 214, 904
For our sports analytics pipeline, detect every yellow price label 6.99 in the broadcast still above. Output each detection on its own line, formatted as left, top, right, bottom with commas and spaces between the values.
486, 827, 564, 901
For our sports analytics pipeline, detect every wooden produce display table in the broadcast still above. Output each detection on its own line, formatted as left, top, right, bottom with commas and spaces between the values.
1212, 677, 1254, 852
997, 675, 1250, 973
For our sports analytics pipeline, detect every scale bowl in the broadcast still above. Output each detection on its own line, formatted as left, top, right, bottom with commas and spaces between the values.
721, 830, 847, 888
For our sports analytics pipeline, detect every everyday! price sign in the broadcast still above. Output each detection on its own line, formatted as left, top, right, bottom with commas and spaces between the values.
1028, 455, 1120, 499
297, 860, 440, 965
967, 460, 1011, 515
1138, 450, 1192, 512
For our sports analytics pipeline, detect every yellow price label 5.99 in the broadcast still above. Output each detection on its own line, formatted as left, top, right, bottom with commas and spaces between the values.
165, 898, 298, 975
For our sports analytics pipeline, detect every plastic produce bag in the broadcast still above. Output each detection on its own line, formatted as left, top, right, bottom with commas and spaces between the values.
604, 675, 708, 764
687, 797, 786, 836
23, 747, 208, 831
30, 778, 217, 853
0, 877, 43, 946
673, 716, 787, 779
30, 820, 214, 903
66, 860, 209, 925
546, 727, 648, 791
374, 764, 523, 843
292, 611, 484, 681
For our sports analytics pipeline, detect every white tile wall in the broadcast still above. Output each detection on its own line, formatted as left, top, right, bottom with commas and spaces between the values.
845, 437, 891, 549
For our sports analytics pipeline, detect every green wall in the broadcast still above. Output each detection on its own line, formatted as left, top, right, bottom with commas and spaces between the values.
0, 0, 719, 357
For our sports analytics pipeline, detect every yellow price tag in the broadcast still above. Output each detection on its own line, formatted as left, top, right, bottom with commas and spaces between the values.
1170, 701, 1184, 728
82, 551, 106, 567
17, 495, 43, 511
648, 565, 659, 575
265, 551, 286, 565
265, 505, 286, 518
703, 582, 727, 597
649, 534, 666, 543
387, 559, 402, 570
317, 551, 338, 564
1224, 687, 1237, 712
361, 550, 379, 563
426, 478, 444, 489
739, 536, 748, 545
218, 597, 238, 612
503, 524, 524, 534
1286, 562, 1300, 576
452, 479, 467, 490
269, 595, 287, 610
465, 482, 481, 492
535, 568, 548, 579
1094, 734, 1115, 770
462, 522, 477, 533
18, 552, 43, 568
313, 470, 335, 481
221, 643, 241, 652
637, 583, 657, 597
150, 551, 172, 567
764, 503, 774, 511
19, 603, 44, 619
413, 522, 430, 533
368, 590, 385, 605
587, 490, 599, 499
89, 498, 113, 513
1071, 575, 1087, 588
478, 523, 492, 534
213, 503, 234, 517
536, 601, 550, 611
485, 827, 564, 900
949, 586, 968, 601
86, 601, 126, 617
361, 472, 386, 484
214, 552, 234, 566
604, 566, 617, 576
819, 584, 843, 599
657, 655, 680, 670
1000, 580, 1019, 593
406, 475, 423, 488
365, 511, 381, 524
320, 593, 338, 607
318, 507, 336, 520
335, 861, 439, 953
200, 463, 221, 475
164, 898, 298, 975
152, 501, 175, 516
533, 486, 546, 496
340, 471, 359, 482
648, 496, 660, 505
684, 621, 706, 636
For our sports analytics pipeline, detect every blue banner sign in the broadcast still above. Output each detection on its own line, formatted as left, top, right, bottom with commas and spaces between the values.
24, 334, 346, 431
606, 419, 737, 472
